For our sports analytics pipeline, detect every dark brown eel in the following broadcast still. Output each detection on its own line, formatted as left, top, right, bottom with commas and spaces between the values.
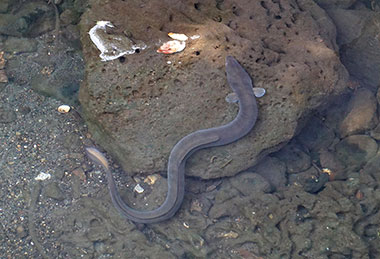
86, 56, 259, 223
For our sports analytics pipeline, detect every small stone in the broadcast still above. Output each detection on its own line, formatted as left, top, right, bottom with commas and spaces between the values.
275, 142, 311, 174
44, 182, 65, 201
229, 171, 272, 195
220, 231, 239, 239
339, 88, 378, 138
16, 225, 27, 238
0, 106, 16, 123
253, 156, 287, 190
72, 168, 86, 181
0, 70, 7, 83
335, 135, 378, 170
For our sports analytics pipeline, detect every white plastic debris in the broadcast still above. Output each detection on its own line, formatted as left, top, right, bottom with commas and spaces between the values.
133, 183, 144, 194
35, 172, 51, 181
89, 21, 146, 61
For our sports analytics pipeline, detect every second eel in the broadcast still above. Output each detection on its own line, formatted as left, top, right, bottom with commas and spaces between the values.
86, 56, 259, 223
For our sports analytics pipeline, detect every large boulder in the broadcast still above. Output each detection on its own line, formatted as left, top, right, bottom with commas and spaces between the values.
79, 0, 348, 179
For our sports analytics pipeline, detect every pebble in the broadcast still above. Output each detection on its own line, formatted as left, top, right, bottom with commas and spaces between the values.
44, 182, 65, 201
335, 135, 378, 170
16, 225, 27, 238
339, 88, 378, 138
57, 105, 71, 113
274, 142, 311, 174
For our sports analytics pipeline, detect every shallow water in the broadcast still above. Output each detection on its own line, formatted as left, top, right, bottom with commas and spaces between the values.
1, 1, 380, 258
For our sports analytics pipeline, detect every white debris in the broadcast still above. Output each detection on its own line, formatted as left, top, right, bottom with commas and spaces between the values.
190, 35, 200, 40
89, 21, 146, 61
35, 172, 51, 181
157, 40, 186, 54
168, 32, 188, 41
253, 87, 266, 98
57, 104, 71, 113
133, 183, 144, 194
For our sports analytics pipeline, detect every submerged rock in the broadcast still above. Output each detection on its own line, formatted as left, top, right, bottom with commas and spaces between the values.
78, 0, 348, 179
339, 88, 378, 138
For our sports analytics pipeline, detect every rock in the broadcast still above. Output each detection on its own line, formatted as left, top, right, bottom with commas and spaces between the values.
326, 9, 369, 46
78, 0, 348, 179
44, 182, 65, 201
16, 225, 27, 238
362, 150, 380, 183
288, 166, 329, 193
252, 156, 286, 190
296, 115, 335, 153
370, 123, 380, 140
0, 70, 7, 83
229, 171, 272, 195
59, 9, 80, 26
3, 37, 38, 54
328, 9, 380, 90
319, 149, 346, 180
335, 135, 378, 171
274, 142, 311, 174
0, 106, 16, 123
339, 88, 378, 137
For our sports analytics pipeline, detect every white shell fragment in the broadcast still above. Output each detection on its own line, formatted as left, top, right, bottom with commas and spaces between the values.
225, 87, 266, 103
157, 40, 186, 54
57, 105, 71, 113
89, 21, 147, 61
133, 183, 144, 194
35, 172, 51, 181
168, 32, 188, 41
253, 87, 266, 98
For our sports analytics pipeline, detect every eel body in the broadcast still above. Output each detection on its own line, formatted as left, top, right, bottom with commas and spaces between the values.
86, 56, 259, 223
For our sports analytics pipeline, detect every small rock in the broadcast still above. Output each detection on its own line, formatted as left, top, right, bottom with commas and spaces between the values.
319, 149, 346, 180
297, 115, 335, 152
339, 88, 378, 138
335, 135, 378, 171
288, 166, 319, 187
16, 225, 27, 238
0, 107, 16, 123
274, 142, 311, 174
59, 9, 79, 26
253, 156, 286, 190
229, 171, 272, 195
44, 182, 65, 201
72, 167, 86, 181
0, 70, 7, 83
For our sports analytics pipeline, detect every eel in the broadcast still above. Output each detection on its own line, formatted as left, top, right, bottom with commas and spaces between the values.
86, 56, 259, 223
